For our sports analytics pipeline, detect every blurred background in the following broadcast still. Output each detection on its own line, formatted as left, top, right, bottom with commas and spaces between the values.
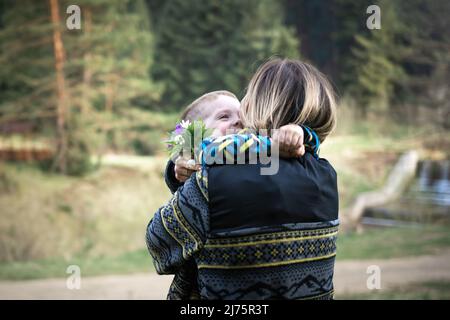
0, 0, 449, 299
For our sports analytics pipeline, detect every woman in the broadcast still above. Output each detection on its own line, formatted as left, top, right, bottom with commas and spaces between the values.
146, 58, 338, 300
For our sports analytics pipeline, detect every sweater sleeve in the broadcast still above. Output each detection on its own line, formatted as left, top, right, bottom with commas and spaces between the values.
301, 125, 321, 159
146, 168, 209, 274
164, 160, 184, 194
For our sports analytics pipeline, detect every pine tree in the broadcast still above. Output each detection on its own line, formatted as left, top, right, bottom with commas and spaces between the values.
65, 0, 159, 115
284, 0, 336, 76
0, 0, 56, 124
330, 0, 374, 88
395, 0, 450, 127
347, 0, 404, 115
149, 0, 299, 109
284, 0, 374, 82
0, 0, 159, 174
49, 0, 69, 173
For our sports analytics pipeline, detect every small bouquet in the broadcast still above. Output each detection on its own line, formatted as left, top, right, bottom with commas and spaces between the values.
165, 120, 213, 163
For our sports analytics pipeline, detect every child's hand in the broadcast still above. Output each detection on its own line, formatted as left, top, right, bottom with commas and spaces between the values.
272, 124, 305, 158
174, 157, 201, 182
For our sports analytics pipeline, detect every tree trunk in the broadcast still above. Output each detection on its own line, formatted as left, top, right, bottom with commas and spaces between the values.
49, 0, 68, 173
105, 74, 118, 112
81, 7, 92, 115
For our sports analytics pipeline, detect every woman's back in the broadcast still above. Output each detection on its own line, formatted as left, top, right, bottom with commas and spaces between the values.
208, 152, 338, 232
192, 145, 339, 299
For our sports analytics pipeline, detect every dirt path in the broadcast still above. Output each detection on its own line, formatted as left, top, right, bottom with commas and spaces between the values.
1, 252, 449, 299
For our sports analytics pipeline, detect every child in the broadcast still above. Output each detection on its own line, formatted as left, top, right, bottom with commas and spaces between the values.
165, 90, 317, 190
161, 90, 321, 299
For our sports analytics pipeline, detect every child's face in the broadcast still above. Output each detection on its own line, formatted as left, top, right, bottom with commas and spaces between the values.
203, 95, 242, 137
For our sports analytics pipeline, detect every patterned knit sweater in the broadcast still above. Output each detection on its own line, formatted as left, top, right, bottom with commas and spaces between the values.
146, 134, 339, 300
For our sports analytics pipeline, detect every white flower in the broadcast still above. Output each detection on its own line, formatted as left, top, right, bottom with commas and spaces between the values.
186, 159, 196, 169
174, 135, 185, 145
180, 120, 191, 129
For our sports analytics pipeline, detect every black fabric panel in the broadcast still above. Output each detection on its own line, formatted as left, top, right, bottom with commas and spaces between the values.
208, 153, 338, 234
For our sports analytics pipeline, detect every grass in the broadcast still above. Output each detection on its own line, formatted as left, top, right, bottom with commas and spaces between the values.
2, 223, 449, 280
337, 224, 450, 260
93, 153, 166, 171
1, 118, 449, 281
319, 129, 418, 208
0, 249, 152, 281
0, 160, 171, 263
321, 109, 450, 208
336, 281, 450, 300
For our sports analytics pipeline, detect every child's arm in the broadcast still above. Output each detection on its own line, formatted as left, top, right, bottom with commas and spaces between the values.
173, 157, 200, 183
164, 157, 203, 191
273, 124, 320, 159
164, 160, 185, 193
272, 124, 304, 158
170, 125, 321, 185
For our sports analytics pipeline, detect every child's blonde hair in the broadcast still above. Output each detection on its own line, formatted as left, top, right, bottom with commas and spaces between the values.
240, 58, 337, 142
181, 90, 238, 121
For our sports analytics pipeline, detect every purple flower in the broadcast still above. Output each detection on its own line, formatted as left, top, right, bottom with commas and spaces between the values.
174, 124, 183, 134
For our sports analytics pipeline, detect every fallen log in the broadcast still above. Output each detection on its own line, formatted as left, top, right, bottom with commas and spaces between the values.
343, 150, 419, 230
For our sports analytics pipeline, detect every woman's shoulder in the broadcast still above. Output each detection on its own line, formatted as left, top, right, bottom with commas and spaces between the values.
296, 153, 337, 185
314, 155, 337, 176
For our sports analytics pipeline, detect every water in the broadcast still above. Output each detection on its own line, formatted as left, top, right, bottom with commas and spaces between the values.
362, 160, 450, 227
413, 160, 450, 206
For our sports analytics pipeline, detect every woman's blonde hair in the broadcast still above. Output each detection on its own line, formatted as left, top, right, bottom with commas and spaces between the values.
240, 58, 337, 142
